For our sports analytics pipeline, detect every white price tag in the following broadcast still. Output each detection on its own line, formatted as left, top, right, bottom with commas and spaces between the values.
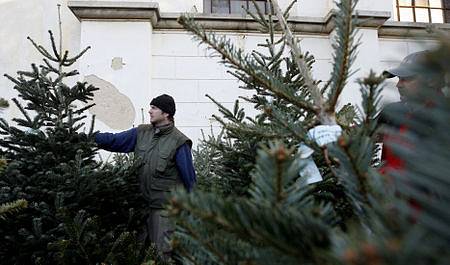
307, 125, 342, 146
299, 156, 322, 184
298, 125, 342, 184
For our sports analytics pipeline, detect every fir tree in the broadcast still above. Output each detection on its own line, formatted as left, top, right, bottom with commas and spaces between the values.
178, 0, 360, 218
0, 30, 148, 264
169, 0, 450, 264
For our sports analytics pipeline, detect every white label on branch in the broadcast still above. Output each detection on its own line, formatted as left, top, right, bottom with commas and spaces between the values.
298, 156, 322, 184
308, 125, 343, 146
25, 128, 40, 135
298, 125, 342, 184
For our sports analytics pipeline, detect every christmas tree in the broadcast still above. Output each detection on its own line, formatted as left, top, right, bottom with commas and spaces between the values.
0, 98, 28, 222
0, 29, 149, 264
169, 0, 450, 264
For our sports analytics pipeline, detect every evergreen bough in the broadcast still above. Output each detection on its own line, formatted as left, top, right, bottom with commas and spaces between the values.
0, 31, 149, 264
171, 1, 450, 264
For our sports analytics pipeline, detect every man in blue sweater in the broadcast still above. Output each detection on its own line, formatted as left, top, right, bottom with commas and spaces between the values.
95, 94, 196, 260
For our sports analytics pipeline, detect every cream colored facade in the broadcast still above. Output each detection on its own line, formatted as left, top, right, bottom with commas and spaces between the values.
1, 0, 449, 147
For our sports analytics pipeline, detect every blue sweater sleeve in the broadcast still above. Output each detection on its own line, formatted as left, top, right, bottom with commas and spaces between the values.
175, 143, 197, 192
94, 128, 137, 153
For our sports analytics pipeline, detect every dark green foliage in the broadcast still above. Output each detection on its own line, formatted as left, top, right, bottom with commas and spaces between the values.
179, 0, 363, 220
334, 44, 450, 265
172, 143, 334, 265
0, 31, 148, 264
171, 0, 450, 264
0, 199, 27, 221
179, 1, 336, 197
327, 0, 359, 111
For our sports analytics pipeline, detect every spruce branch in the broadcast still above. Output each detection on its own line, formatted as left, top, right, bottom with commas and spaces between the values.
334, 136, 372, 206
12, 98, 33, 124
358, 71, 384, 135
0, 118, 12, 134
211, 114, 284, 139
65, 46, 91, 66
57, 4, 63, 57
268, 0, 324, 113
171, 191, 331, 263
263, 105, 310, 142
327, 0, 359, 112
65, 210, 94, 265
103, 232, 134, 263
48, 30, 61, 62
246, 0, 269, 28
178, 16, 317, 113
3, 73, 21, 86
206, 95, 244, 124
88, 115, 96, 136
42, 58, 60, 73
60, 50, 69, 66
0, 199, 28, 220
73, 103, 96, 116
282, 0, 298, 19
176, 219, 228, 264
27, 36, 57, 61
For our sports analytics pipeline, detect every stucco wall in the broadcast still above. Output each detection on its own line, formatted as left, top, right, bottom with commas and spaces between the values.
78, 21, 153, 131
150, 31, 333, 143
0, 0, 81, 122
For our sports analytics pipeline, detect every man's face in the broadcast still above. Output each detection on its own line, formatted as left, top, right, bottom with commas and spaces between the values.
396, 75, 422, 103
148, 105, 169, 125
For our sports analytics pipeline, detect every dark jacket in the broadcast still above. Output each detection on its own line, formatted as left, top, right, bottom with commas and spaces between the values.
135, 123, 192, 208
95, 123, 195, 208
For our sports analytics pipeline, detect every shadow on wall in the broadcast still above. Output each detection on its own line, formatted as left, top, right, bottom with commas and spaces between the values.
84, 74, 136, 130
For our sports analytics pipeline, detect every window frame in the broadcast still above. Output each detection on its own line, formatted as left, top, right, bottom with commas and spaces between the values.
204, 0, 270, 15
395, 0, 450, 23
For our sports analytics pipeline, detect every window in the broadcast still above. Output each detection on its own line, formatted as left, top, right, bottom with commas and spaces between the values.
204, 0, 270, 15
396, 0, 450, 23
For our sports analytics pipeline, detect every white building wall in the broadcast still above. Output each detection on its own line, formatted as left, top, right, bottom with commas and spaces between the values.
151, 31, 233, 140
334, 28, 382, 109
151, 31, 333, 143
357, 0, 393, 13
296, 0, 332, 17
78, 21, 153, 131
157, 0, 203, 13
0, 0, 81, 121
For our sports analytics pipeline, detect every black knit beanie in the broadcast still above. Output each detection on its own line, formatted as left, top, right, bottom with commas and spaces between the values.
150, 94, 176, 116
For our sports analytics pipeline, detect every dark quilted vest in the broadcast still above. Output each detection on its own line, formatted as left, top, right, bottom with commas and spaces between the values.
135, 123, 191, 208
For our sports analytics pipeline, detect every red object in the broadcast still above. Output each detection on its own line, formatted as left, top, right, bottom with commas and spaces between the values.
380, 123, 410, 174
379, 112, 424, 221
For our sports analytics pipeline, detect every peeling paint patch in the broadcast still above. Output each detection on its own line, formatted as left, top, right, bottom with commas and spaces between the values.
111, 57, 125, 70
84, 75, 135, 130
